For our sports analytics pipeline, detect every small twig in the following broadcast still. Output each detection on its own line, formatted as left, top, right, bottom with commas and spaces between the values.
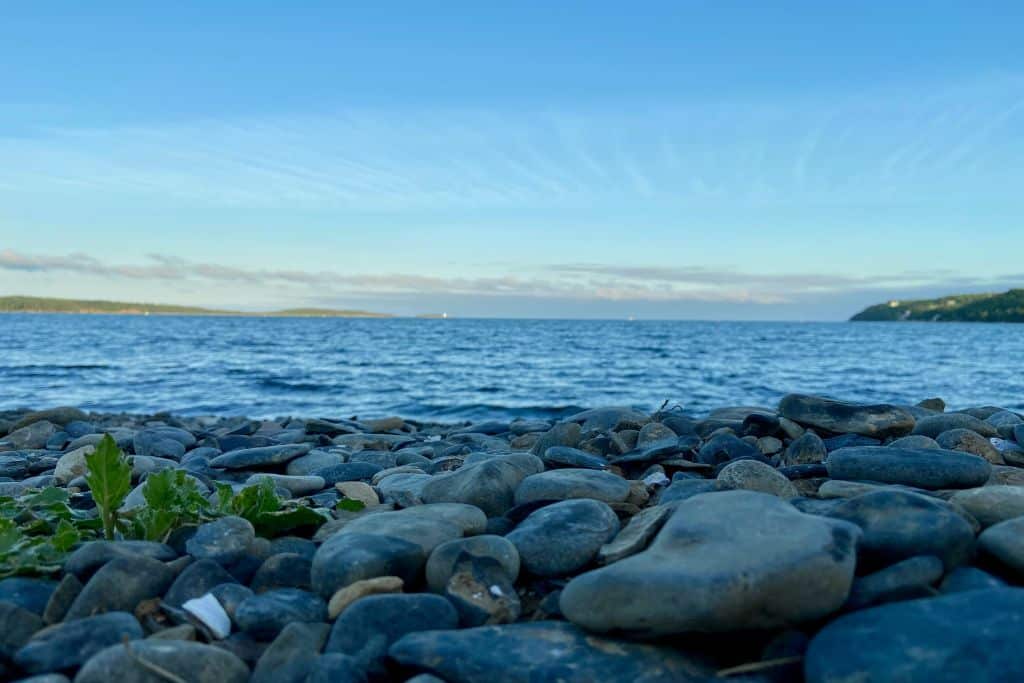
716, 656, 804, 677
123, 640, 188, 683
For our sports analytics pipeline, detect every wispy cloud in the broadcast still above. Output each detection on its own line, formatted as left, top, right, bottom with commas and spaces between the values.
3, 249, 1019, 309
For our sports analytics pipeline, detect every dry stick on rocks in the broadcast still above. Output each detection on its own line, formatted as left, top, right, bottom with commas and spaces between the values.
122, 639, 188, 683
716, 656, 804, 678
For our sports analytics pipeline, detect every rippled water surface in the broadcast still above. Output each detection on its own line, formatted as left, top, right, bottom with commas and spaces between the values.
1, 314, 1021, 420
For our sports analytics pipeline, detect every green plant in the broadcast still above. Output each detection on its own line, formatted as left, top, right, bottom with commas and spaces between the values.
85, 434, 132, 540
216, 479, 328, 537
0, 487, 95, 578
129, 469, 212, 542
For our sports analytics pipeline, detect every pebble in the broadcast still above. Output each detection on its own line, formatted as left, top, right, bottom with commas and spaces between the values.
978, 516, 1024, 577
506, 499, 619, 577
716, 458, 799, 498
234, 588, 327, 639
186, 516, 257, 566
513, 468, 630, 505
327, 576, 404, 618
311, 532, 424, 598
425, 535, 520, 592
64, 555, 175, 619
209, 444, 312, 469
420, 454, 543, 516
14, 611, 144, 674
778, 393, 915, 438
75, 639, 250, 683
825, 446, 991, 489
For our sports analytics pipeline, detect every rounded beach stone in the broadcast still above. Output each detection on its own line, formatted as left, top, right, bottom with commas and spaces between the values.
513, 469, 630, 505
716, 459, 798, 498
912, 413, 999, 439
75, 639, 250, 683
425, 535, 520, 592
825, 446, 991, 489
311, 532, 424, 599
327, 576, 404, 618
949, 486, 1024, 528
778, 394, 915, 438
14, 612, 144, 674
506, 498, 619, 577
935, 428, 1003, 463
186, 516, 256, 565
560, 491, 860, 635
978, 516, 1024, 577
420, 454, 544, 517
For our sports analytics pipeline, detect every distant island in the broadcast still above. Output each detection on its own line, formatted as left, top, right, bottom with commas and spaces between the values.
0, 296, 393, 318
851, 289, 1024, 322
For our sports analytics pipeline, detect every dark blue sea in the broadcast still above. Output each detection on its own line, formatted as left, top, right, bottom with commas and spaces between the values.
1, 314, 1021, 420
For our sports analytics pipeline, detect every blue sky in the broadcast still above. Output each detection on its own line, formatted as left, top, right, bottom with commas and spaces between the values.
1, 1, 1022, 319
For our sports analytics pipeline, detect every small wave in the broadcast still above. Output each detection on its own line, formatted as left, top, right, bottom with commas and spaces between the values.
0, 363, 113, 370
257, 378, 332, 393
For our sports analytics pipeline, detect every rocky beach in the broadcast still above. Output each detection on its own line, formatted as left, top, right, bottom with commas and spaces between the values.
2, 395, 1024, 682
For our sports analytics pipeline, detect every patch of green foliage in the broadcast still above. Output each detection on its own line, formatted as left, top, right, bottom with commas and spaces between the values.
851, 289, 1024, 323
2, 435, 332, 577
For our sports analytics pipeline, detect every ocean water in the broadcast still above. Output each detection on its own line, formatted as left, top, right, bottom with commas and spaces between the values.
0, 314, 1021, 421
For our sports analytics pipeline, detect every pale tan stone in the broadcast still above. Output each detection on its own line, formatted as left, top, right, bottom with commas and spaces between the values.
328, 576, 403, 619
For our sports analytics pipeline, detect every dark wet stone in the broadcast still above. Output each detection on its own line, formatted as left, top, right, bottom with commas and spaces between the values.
420, 454, 544, 517
250, 552, 312, 592
541, 446, 608, 470
610, 435, 699, 467
425, 535, 520, 592
826, 446, 991, 489
64, 540, 177, 579
75, 639, 250, 683
805, 588, 1024, 683
695, 433, 762, 466
14, 611, 143, 674
313, 462, 383, 485
444, 555, 521, 626
186, 516, 256, 565
782, 431, 827, 466
939, 567, 1007, 594
10, 407, 87, 431
778, 394, 915, 438
657, 479, 717, 503
388, 621, 713, 683
506, 499, 619, 577
936, 428, 1002, 463
824, 490, 975, 570
165, 559, 239, 607
304, 653, 368, 683
269, 536, 318, 560
209, 444, 312, 469
979, 516, 1024, 578
778, 463, 828, 479
311, 532, 424, 599
0, 601, 43, 659
560, 491, 859, 635
250, 621, 330, 683
326, 594, 458, 678
913, 413, 999, 439
65, 555, 175, 620
0, 454, 29, 479
235, 588, 327, 640
42, 574, 82, 625
844, 555, 945, 610
529, 422, 582, 456
822, 433, 881, 450
514, 469, 630, 505
0, 578, 57, 616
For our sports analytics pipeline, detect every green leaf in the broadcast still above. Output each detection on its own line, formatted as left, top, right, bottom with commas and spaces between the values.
85, 434, 132, 540
250, 506, 328, 537
336, 498, 366, 512
51, 519, 81, 552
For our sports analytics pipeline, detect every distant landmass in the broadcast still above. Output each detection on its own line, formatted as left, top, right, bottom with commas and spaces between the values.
0, 296, 392, 318
851, 289, 1024, 323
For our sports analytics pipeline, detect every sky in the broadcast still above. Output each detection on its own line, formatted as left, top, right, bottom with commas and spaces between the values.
1, 1, 1022, 319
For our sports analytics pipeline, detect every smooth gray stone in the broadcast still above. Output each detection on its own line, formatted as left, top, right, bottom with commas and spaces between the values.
778, 394, 915, 438
513, 469, 630, 505
913, 413, 999, 439
0, 577, 57, 616
541, 446, 608, 470
250, 622, 330, 683
889, 435, 940, 449
165, 559, 238, 607
388, 621, 713, 683
716, 459, 798, 498
209, 444, 313, 469
805, 589, 1024, 683
782, 431, 827, 466
560, 491, 860, 635
844, 555, 945, 610
826, 446, 991, 489
65, 555, 175, 620
950, 486, 1024, 527
979, 516, 1024, 577
313, 462, 382, 485
939, 567, 1007, 594
0, 601, 42, 659
506, 499, 619, 577
425, 535, 520, 592
286, 450, 343, 476
597, 503, 676, 565
337, 509, 464, 555
311, 533, 424, 599
824, 490, 975, 571
14, 611, 143, 674
304, 653, 368, 683
245, 473, 325, 495
235, 588, 327, 640
186, 516, 256, 565
936, 428, 1002, 463
420, 454, 543, 517
75, 639, 250, 683
64, 541, 177, 578
250, 552, 312, 592
529, 422, 582, 455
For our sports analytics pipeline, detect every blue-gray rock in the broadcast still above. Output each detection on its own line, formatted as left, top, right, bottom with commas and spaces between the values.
506, 499, 619, 577
165, 559, 238, 607
782, 431, 827, 466
949, 485, 1024, 528
936, 428, 1002, 463
0, 578, 57, 615
3, 421, 59, 450
388, 621, 713, 683
529, 422, 582, 456
133, 428, 191, 459
420, 454, 544, 517
425, 535, 520, 592
286, 450, 343, 476
514, 469, 630, 505
657, 479, 717, 503
695, 433, 763, 466
824, 490, 975, 570
65, 555, 175, 619
844, 555, 945, 610
822, 433, 881, 450
304, 653, 368, 683
74, 639, 250, 683
913, 413, 999, 439
541, 446, 608, 470
0, 601, 42, 659
889, 434, 940, 449
825, 446, 991, 489
805, 589, 1024, 683
778, 394, 915, 438
716, 458, 798, 498
14, 611, 143, 674
311, 533, 424, 599
186, 516, 256, 565
312, 462, 382, 485
325, 594, 458, 678
939, 567, 1007, 594
209, 582, 254, 625
978, 516, 1024, 578
269, 536, 317, 560
560, 491, 859, 635
235, 588, 327, 640
210, 444, 313, 469
64, 541, 177, 579
0, 454, 29, 479
337, 507, 466, 555
250, 621, 330, 683
250, 553, 312, 592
